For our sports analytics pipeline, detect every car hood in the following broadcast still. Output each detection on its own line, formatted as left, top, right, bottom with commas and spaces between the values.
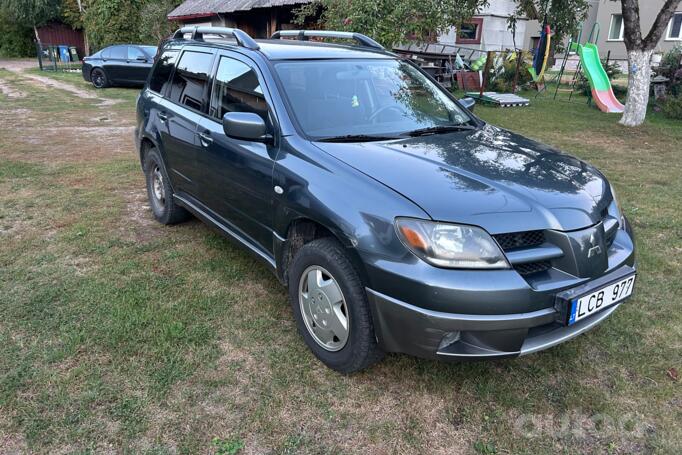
312, 124, 610, 234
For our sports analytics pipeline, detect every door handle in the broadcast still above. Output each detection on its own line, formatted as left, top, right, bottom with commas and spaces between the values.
198, 131, 213, 146
158, 112, 167, 123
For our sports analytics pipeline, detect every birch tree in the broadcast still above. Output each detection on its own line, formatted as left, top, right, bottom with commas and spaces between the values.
618, 0, 682, 126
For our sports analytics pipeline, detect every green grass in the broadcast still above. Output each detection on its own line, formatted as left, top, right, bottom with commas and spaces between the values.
25, 67, 141, 104
0, 70, 680, 454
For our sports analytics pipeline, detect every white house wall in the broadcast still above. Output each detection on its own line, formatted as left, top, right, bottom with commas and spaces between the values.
439, 0, 529, 51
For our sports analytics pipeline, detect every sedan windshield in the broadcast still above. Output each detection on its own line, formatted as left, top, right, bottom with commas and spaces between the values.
274, 59, 473, 140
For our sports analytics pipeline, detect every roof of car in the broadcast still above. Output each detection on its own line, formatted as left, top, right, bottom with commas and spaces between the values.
165, 38, 396, 60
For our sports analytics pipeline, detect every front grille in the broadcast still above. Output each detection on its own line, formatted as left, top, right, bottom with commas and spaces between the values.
514, 260, 552, 275
605, 229, 617, 248
493, 230, 545, 251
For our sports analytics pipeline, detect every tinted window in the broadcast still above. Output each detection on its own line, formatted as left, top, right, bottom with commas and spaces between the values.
100, 48, 110, 59
128, 47, 147, 60
168, 51, 213, 111
109, 45, 127, 60
149, 50, 178, 94
209, 56, 268, 122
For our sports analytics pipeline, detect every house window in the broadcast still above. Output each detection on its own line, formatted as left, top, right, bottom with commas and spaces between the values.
456, 18, 483, 44
667, 13, 682, 40
608, 14, 624, 41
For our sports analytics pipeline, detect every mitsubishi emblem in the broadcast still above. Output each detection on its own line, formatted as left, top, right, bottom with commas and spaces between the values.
587, 232, 602, 258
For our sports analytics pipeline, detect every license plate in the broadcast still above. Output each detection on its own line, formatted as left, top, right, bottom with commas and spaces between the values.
568, 274, 636, 325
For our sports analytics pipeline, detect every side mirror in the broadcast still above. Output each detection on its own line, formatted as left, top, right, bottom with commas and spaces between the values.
222, 112, 271, 142
459, 97, 476, 112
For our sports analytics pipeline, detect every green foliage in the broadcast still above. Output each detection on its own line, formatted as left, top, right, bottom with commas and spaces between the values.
83, 0, 143, 51
82, 0, 182, 50
212, 437, 245, 455
138, 0, 182, 46
0, 0, 60, 27
657, 45, 682, 96
294, 0, 489, 48
489, 52, 533, 92
660, 45, 682, 72
661, 93, 682, 119
510, 0, 590, 53
0, 12, 35, 57
60, 0, 85, 29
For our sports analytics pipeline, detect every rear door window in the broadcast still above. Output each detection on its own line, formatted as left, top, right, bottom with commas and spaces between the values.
148, 50, 178, 94
109, 45, 127, 60
167, 50, 214, 111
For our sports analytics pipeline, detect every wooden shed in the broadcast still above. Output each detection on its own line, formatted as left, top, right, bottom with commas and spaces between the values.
168, 0, 314, 39
36, 22, 85, 59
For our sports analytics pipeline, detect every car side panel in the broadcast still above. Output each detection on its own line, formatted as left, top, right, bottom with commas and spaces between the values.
272, 136, 429, 287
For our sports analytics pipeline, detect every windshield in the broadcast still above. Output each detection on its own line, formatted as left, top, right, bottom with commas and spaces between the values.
274, 59, 473, 140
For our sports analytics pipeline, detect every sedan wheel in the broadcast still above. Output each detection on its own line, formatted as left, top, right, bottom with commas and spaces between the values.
91, 69, 107, 88
298, 265, 349, 352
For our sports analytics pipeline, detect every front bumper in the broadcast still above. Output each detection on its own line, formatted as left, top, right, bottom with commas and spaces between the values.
364, 220, 636, 360
367, 263, 634, 359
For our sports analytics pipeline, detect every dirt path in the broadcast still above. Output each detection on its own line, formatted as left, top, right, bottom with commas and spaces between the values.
0, 58, 120, 106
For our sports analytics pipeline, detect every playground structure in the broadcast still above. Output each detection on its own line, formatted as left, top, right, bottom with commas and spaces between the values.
393, 21, 624, 112
550, 24, 625, 113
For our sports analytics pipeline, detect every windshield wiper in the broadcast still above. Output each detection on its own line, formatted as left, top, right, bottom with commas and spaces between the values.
316, 134, 400, 143
405, 124, 476, 137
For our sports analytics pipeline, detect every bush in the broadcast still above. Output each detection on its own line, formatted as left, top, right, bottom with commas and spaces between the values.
660, 94, 682, 119
659, 45, 682, 77
0, 14, 34, 57
489, 52, 533, 92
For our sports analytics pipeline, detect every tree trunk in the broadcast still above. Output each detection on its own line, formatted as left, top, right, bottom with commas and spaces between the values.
619, 49, 653, 127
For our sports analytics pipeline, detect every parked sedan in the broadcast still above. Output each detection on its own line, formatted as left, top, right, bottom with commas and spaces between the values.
82, 44, 157, 88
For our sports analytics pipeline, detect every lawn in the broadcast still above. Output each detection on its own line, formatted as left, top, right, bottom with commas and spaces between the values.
0, 68, 680, 454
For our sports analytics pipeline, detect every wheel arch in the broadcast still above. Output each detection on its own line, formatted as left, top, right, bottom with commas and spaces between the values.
276, 217, 369, 288
139, 136, 156, 168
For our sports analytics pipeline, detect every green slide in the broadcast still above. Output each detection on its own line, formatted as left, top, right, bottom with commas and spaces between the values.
575, 43, 624, 113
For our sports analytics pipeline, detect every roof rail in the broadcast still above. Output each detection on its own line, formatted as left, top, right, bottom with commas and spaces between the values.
270, 30, 384, 50
172, 26, 259, 50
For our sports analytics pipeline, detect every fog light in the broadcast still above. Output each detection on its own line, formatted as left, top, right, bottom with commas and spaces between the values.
438, 331, 461, 350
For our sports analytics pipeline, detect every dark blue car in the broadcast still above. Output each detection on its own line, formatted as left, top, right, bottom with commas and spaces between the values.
135, 27, 637, 373
83, 44, 157, 88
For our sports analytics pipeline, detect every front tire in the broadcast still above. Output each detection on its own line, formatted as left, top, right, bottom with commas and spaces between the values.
144, 148, 189, 225
288, 238, 384, 373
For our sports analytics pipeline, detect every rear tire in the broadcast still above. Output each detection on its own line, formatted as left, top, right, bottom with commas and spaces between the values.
144, 148, 189, 225
91, 68, 108, 88
288, 238, 384, 373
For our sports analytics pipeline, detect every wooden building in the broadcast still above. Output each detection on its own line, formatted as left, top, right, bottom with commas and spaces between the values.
168, 0, 313, 39
36, 22, 85, 58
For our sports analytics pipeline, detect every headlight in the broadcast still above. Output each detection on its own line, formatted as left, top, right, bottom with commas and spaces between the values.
395, 218, 509, 269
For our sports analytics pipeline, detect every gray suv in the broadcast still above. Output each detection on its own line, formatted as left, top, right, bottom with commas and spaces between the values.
135, 27, 636, 373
